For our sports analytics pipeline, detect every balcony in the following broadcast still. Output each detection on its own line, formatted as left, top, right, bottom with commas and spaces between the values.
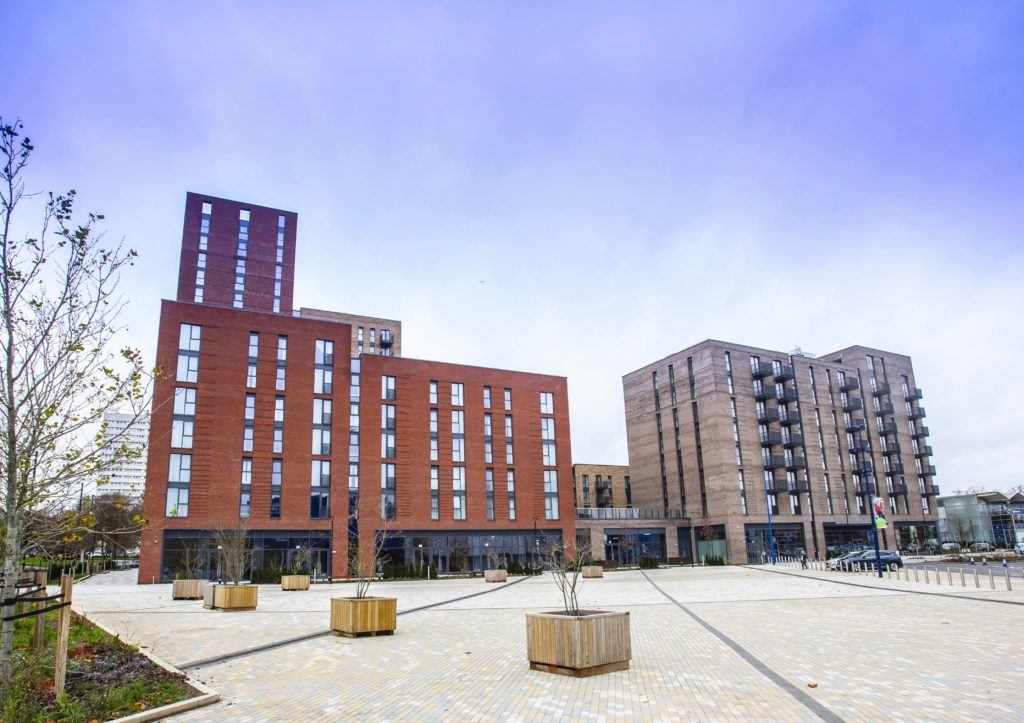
905, 387, 923, 401
789, 481, 811, 493
891, 483, 909, 496
915, 445, 933, 458
763, 455, 786, 470
872, 382, 891, 397
774, 364, 795, 382
888, 463, 905, 475
576, 507, 687, 521
876, 402, 895, 416
853, 462, 874, 477
852, 483, 875, 496
595, 481, 612, 491
879, 422, 899, 437
843, 397, 863, 413
751, 362, 774, 379
754, 387, 776, 402
912, 426, 930, 439
921, 464, 936, 477
758, 410, 780, 424
921, 486, 939, 497
786, 456, 807, 471
782, 433, 804, 448
849, 440, 871, 455
379, 330, 395, 348
760, 431, 782, 447
908, 406, 927, 421
779, 411, 801, 426
777, 388, 798, 403
881, 442, 901, 456
846, 418, 865, 433
839, 377, 860, 392
766, 479, 790, 494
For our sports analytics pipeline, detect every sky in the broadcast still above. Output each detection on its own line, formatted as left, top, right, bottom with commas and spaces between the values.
2, 2, 1023, 491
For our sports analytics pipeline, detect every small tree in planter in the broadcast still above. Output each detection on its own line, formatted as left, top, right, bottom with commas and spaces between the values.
171, 540, 204, 600
205, 518, 257, 611
282, 547, 311, 591
525, 539, 630, 677
484, 548, 507, 583
330, 527, 396, 637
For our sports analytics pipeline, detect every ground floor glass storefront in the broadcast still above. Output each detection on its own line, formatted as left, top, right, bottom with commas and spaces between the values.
893, 521, 939, 552
744, 524, 807, 564
160, 529, 331, 582
601, 528, 667, 565
694, 524, 728, 564
381, 530, 564, 573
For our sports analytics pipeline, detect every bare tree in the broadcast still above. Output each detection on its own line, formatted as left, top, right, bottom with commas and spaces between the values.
291, 546, 310, 575
213, 517, 251, 585
541, 538, 591, 616
179, 539, 203, 581
347, 524, 391, 599
0, 118, 151, 681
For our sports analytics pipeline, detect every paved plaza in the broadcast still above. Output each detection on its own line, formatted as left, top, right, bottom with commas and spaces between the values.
72, 566, 1024, 721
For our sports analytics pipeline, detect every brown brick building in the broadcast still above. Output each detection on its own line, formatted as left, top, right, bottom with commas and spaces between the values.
572, 463, 632, 509
622, 340, 939, 564
139, 193, 573, 582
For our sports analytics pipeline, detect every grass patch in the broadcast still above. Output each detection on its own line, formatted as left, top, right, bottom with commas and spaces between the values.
2, 607, 197, 722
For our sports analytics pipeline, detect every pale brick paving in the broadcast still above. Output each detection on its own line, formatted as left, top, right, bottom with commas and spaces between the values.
72, 567, 1024, 721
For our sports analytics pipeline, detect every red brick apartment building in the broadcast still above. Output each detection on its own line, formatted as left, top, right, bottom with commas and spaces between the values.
139, 193, 574, 582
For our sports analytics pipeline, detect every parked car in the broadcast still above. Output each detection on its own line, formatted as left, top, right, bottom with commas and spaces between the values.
1014, 542, 1024, 555
970, 542, 994, 552
940, 542, 962, 553
838, 549, 904, 570
828, 550, 866, 570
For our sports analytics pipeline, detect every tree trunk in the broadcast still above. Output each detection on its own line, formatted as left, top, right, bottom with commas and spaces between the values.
0, 515, 23, 681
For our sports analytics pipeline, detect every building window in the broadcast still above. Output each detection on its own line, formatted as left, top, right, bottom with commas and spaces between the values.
451, 382, 464, 407
505, 415, 514, 464
541, 417, 557, 465
483, 386, 491, 409
369, 328, 376, 353
381, 463, 396, 520
452, 409, 464, 462
314, 340, 334, 394
171, 417, 193, 449
452, 466, 466, 520
544, 470, 559, 520
270, 459, 282, 517
429, 380, 438, 404
276, 336, 287, 390
176, 323, 201, 382
484, 413, 493, 464
507, 469, 516, 520
382, 375, 396, 401
429, 408, 439, 461
166, 453, 191, 517
485, 468, 495, 520
357, 327, 364, 354
430, 466, 440, 520
540, 392, 554, 414
503, 388, 512, 411
381, 430, 396, 459
273, 428, 283, 454
240, 458, 252, 517
313, 427, 331, 456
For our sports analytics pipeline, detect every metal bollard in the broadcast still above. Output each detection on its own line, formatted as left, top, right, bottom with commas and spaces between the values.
947, 567, 953, 585
914, 566, 919, 583
935, 567, 941, 585
960, 568, 966, 587
924, 567, 930, 584
1005, 568, 1012, 592
974, 568, 980, 588
989, 568, 995, 590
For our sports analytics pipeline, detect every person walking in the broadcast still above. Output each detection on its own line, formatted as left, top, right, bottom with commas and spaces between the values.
800, 548, 808, 570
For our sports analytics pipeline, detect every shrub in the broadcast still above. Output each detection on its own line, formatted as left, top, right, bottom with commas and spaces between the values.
704, 555, 726, 566
250, 567, 283, 584
639, 556, 660, 569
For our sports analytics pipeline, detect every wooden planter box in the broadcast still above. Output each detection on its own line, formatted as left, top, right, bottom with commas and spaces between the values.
526, 610, 630, 677
484, 569, 508, 583
204, 584, 258, 611
582, 566, 604, 578
281, 574, 311, 591
172, 579, 203, 599
330, 596, 397, 637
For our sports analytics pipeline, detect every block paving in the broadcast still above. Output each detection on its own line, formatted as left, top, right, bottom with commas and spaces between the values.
72, 566, 1024, 721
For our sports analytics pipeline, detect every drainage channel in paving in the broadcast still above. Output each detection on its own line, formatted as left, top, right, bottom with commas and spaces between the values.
640, 570, 844, 723
179, 573, 536, 670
